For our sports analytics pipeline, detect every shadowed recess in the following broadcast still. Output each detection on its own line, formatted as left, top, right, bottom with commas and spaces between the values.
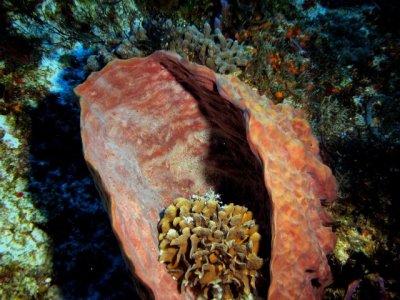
160, 56, 272, 292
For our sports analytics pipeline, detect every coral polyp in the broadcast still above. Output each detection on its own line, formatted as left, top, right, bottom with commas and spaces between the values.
158, 193, 263, 299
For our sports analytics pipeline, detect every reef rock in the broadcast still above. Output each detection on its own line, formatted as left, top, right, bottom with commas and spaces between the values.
75, 51, 336, 299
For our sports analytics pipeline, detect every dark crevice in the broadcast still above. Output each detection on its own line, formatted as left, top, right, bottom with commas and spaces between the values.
160, 55, 272, 297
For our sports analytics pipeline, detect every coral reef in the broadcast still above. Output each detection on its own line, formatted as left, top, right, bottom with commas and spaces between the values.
0, 12, 137, 297
168, 22, 253, 74
228, 10, 400, 299
1, 0, 400, 298
0, 30, 53, 297
85, 20, 254, 75
134, 0, 218, 26
3, 0, 253, 77
233, 15, 316, 103
299, 4, 400, 298
0, 112, 53, 298
3, 0, 139, 45
158, 194, 263, 299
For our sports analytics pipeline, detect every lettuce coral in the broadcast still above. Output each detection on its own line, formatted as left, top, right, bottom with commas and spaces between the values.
158, 193, 263, 299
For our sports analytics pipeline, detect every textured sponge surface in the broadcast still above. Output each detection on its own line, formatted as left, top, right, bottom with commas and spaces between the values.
216, 75, 336, 300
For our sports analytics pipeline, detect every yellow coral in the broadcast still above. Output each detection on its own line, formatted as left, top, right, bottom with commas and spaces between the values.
158, 193, 263, 299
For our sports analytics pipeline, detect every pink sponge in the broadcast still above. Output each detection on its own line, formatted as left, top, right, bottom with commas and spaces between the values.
75, 51, 336, 299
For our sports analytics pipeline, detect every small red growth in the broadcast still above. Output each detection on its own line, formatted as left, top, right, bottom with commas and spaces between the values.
274, 91, 284, 100
268, 53, 282, 70
15, 77, 25, 85
16, 192, 24, 198
306, 84, 315, 91
326, 83, 341, 95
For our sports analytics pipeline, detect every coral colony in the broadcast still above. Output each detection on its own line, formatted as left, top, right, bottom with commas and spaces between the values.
158, 194, 263, 299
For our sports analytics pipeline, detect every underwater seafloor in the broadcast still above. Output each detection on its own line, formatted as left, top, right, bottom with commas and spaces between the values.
0, 0, 399, 299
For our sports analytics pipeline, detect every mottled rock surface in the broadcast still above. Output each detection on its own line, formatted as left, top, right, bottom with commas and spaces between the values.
75, 51, 336, 299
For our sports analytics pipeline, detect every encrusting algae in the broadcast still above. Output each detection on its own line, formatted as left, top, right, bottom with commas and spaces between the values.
158, 192, 263, 299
